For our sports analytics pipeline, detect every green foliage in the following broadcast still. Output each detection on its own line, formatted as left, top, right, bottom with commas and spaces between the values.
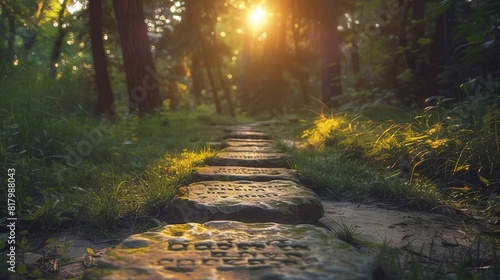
329, 219, 360, 244
0, 65, 226, 233
299, 88, 500, 213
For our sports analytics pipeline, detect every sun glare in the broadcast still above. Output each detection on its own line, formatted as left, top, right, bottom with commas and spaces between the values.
248, 6, 266, 29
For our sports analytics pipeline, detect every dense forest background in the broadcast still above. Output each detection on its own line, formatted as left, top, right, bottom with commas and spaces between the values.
1, 1, 500, 273
2, 0, 497, 115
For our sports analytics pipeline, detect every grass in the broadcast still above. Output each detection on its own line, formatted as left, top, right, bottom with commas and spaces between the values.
278, 97, 500, 279
283, 95, 500, 214
1, 112, 225, 234
327, 218, 360, 244
375, 236, 500, 280
0, 66, 246, 240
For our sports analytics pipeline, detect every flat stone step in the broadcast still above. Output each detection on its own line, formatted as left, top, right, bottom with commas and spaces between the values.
221, 139, 274, 148
222, 131, 270, 140
83, 221, 375, 280
212, 152, 289, 168
223, 126, 263, 132
193, 166, 300, 182
220, 146, 280, 153
164, 180, 323, 224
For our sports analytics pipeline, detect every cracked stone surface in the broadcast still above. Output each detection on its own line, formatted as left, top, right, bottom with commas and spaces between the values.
164, 180, 323, 224
82, 221, 375, 280
192, 166, 300, 182
212, 152, 289, 168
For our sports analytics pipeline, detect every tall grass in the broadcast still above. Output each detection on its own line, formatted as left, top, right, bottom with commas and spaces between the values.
298, 90, 500, 214
0, 65, 224, 236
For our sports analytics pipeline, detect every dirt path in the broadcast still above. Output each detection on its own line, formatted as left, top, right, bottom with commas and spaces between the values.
318, 200, 500, 277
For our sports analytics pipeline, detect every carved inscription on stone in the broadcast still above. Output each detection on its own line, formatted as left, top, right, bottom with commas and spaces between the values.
222, 131, 270, 140
165, 180, 324, 223
196, 166, 294, 176
220, 146, 279, 153
217, 152, 285, 160
212, 152, 289, 168
193, 166, 299, 182
158, 239, 317, 271
221, 139, 274, 148
83, 222, 375, 280
187, 181, 301, 201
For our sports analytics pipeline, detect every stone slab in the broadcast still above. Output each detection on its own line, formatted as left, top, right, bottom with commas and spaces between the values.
83, 221, 375, 280
223, 126, 263, 132
220, 139, 274, 149
164, 180, 323, 224
192, 166, 300, 182
220, 146, 280, 153
212, 152, 289, 168
222, 131, 270, 140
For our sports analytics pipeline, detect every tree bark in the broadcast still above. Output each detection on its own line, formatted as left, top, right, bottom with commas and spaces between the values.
211, 19, 235, 116
89, 0, 114, 115
196, 28, 222, 115
113, 0, 162, 115
6, 11, 15, 53
291, 15, 310, 106
49, 0, 68, 78
190, 52, 203, 106
319, 0, 342, 107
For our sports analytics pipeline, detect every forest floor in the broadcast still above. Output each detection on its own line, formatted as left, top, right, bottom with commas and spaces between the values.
18, 122, 500, 279
320, 200, 497, 271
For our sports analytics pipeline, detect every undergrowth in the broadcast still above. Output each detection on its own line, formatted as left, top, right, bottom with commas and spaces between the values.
0, 66, 232, 239
295, 89, 500, 215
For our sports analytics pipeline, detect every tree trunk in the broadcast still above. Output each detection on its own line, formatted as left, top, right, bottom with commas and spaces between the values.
215, 59, 235, 116
319, 1, 342, 107
7, 11, 15, 53
89, 0, 114, 115
240, 30, 252, 111
49, 0, 68, 78
211, 22, 235, 116
196, 28, 222, 115
113, 0, 162, 115
271, 12, 287, 112
291, 15, 310, 106
408, 0, 429, 100
190, 52, 203, 106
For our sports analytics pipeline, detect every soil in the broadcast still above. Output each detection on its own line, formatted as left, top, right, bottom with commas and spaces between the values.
318, 199, 499, 275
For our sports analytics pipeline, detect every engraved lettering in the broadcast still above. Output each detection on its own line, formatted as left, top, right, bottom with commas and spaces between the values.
194, 242, 213, 250
168, 243, 189, 251
237, 242, 265, 250
262, 253, 278, 259
217, 242, 234, 250
211, 251, 228, 257
223, 258, 246, 266
248, 258, 266, 265
202, 258, 220, 266
158, 258, 175, 265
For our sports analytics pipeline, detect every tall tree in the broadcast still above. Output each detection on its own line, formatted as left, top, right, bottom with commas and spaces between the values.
1, 2, 16, 54
183, 0, 222, 114
113, 0, 162, 115
49, 0, 69, 77
319, 0, 342, 107
89, 0, 114, 115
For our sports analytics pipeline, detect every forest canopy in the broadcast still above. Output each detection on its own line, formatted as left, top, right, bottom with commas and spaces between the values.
2, 0, 498, 115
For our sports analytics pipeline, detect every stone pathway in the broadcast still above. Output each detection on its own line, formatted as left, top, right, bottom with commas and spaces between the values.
83, 125, 376, 279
